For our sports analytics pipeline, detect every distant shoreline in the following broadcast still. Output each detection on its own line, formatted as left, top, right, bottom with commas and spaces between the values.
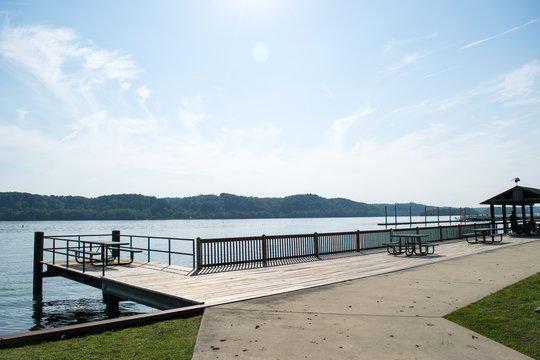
0, 192, 479, 221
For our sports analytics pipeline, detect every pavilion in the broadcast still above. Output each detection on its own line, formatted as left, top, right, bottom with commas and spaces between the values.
480, 183, 540, 233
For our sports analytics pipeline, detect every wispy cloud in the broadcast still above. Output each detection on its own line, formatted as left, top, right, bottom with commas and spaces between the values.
136, 85, 151, 103
434, 60, 540, 110
390, 99, 431, 114
387, 51, 429, 72
423, 68, 452, 79
494, 59, 540, 103
462, 17, 540, 49
0, 25, 142, 111
384, 31, 438, 54
331, 104, 376, 147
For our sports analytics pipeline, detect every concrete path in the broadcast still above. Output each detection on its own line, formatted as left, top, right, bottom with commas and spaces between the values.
193, 239, 539, 359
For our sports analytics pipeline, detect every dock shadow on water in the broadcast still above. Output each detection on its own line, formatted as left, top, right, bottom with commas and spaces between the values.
30, 296, 150, 331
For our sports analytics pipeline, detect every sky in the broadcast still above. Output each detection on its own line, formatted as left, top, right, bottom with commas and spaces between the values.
0, 0, 539, 207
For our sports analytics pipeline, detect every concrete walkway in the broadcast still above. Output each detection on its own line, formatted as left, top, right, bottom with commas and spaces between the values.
193, 239, 539, 359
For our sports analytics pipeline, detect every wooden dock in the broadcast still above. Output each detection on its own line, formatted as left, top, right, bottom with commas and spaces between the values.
42, 236, 536, 309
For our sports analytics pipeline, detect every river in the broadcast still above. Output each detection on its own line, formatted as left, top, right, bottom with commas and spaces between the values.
0, 216, 445, 335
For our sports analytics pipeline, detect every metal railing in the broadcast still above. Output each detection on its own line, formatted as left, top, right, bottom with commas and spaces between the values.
41, 231, 195, 276
195, 222, 497, 269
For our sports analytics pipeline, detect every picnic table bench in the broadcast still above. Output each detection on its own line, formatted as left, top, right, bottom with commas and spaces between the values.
384, 233, 437, 256
464, 228, 503, 244
68, 240, 142, 267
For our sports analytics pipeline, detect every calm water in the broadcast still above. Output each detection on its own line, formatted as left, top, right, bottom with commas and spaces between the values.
0, 216, 444, 335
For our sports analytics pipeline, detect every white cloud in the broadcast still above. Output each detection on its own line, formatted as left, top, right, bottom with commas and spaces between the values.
136, 84, 151, 102
322, 85, 332, 96
331, 105, 376, 147
462, 17, 540, 49
494, 60, 540, 103
178, 109, 206, 140
384, 31, 438, 54
180, 96, 205, 112
434, 60, 540, 111
0, 25, 142, 110
16, 108, 28, 122
387, 51, 428, 72
390, 99, 431, 114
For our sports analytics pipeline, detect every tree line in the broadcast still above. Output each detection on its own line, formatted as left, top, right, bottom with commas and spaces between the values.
0, 192, 478, 221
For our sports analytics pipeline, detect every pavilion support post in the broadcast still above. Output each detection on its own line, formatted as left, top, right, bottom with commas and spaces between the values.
33, 232, 44, 299
530, 205, 534, 222
502, 205, 507, 234
521, 205, 527, 225
490, 204, 495, 230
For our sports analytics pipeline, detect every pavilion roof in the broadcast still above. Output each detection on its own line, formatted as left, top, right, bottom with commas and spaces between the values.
480, 185, 540, 205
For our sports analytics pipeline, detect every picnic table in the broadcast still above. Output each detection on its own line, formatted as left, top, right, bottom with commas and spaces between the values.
384, 233, 437, 256
69, 239, 141, 274
465, 228, 503, 244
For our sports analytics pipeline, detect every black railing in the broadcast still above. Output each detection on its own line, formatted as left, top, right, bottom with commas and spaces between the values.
196, 222, 498, 269
41, 231, 195, 276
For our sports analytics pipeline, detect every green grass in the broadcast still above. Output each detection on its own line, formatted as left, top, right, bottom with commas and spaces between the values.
0, 315, 202, 360
445, 272, 540, 359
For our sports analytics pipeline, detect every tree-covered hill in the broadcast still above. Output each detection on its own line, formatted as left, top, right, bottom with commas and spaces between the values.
0, 192, 476, 221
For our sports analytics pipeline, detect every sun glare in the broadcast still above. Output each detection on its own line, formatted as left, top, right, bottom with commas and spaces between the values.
252, 42, 270, 64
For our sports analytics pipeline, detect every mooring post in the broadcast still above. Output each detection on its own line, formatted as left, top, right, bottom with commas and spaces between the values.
33, 231, 44, 298
112, 230, 120, 259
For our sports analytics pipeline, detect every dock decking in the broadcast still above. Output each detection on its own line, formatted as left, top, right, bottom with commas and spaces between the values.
42, 236, 537, 308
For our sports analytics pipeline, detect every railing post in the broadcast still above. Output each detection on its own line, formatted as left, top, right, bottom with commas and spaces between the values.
33, 232, 44, 298
314, 232, 319, 257
439, 225, 443, 242
112, 230, 120, 259
196, 237, 202, 270
262, 235, 267, 265
356, 230, 360, 252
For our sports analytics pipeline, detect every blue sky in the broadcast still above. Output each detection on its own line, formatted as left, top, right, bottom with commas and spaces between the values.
1, 0, 539, 207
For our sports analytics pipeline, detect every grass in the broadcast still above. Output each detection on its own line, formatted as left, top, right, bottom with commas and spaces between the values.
445, 272, 540, 359
0, 315, 202, 360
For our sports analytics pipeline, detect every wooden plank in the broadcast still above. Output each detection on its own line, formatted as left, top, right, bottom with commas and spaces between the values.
42, 237, 535, 308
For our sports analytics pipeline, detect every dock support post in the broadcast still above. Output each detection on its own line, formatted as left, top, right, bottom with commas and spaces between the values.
33, 232, 44, 299
103, 293, 120, 318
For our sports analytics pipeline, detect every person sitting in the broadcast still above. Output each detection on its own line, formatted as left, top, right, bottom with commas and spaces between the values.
509, 211, 518, 235
526, 219, 537, 235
